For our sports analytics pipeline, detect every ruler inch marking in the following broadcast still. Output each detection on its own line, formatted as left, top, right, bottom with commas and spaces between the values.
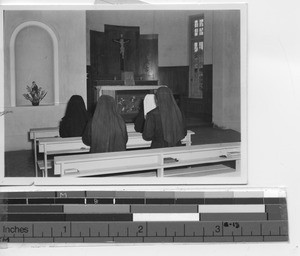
279, 226, 281, 235
260, 223, 262, 236
222, 221, 224, 236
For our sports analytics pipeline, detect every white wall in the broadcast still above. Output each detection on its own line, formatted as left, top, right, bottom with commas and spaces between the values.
212, 10, 241, 131
4, 11, 87, 151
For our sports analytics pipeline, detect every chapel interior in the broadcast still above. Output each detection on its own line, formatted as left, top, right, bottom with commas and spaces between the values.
3, 9, 241, 178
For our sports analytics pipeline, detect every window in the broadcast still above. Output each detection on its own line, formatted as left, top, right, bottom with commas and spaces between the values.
189, 14, 204, 98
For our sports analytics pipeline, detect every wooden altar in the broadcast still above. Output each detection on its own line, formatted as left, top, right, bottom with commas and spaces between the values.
94, 85, 162, 123
95, 85, 162, 100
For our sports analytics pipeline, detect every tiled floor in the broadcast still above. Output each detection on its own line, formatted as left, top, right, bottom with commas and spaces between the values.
5, 126, 241, 177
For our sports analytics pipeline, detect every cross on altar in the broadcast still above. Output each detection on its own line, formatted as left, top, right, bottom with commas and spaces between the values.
113, 34, 130, 71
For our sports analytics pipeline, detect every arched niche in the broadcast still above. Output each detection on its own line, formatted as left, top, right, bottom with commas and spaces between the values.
10, 21, 59, 107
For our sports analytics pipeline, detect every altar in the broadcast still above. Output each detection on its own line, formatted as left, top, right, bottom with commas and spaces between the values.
94, 85, 162, 122
95, 85, 161, 99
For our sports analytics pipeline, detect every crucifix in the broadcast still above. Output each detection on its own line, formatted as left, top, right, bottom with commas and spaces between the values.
113, 34, 130, 71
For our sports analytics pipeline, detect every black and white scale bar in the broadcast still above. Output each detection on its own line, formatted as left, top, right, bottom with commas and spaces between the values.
0, 197, 287, 205
0, 203, 287, 221
0, 189, 288, 243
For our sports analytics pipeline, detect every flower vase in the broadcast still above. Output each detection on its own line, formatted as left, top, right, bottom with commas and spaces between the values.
32, 101, 40, 106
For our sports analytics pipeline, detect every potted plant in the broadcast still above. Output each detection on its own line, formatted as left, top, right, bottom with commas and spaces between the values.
23, 81, 47, 106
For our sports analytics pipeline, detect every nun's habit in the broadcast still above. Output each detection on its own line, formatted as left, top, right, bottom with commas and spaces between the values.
142, 87, 187, 148
59, 95, 89, 138
82, 95, 128, 153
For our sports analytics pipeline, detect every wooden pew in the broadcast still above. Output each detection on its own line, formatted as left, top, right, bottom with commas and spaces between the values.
38, 130, 195, 177
30, 123, 136, 139
29, 127, 60, 177
54, 142, 241, 177
29, 123, 137, 177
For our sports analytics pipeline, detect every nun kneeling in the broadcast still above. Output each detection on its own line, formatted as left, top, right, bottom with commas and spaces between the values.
142, 87, 187, 149
82, 95, 128, 153
59, 95, 89, 138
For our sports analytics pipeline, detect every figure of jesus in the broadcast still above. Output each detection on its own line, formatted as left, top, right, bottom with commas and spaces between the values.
113, 34, 130, 59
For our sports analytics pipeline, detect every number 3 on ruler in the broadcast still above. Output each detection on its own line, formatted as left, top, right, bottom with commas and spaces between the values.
215, 225, 221, 233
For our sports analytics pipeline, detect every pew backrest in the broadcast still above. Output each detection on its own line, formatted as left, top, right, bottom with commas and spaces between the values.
30, 123, 136, 141
54, 142, 240, 177
38, 130, 195, 154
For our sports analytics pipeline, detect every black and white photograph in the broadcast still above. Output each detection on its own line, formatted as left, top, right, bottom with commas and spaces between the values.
0, 0, 300, 255
1, 5, 247, 185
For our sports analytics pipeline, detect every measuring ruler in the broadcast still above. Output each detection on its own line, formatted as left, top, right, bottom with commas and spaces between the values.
0, 189, 288, 243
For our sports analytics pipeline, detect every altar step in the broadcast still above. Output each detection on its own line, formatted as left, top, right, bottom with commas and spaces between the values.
186, 117, 212, 128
